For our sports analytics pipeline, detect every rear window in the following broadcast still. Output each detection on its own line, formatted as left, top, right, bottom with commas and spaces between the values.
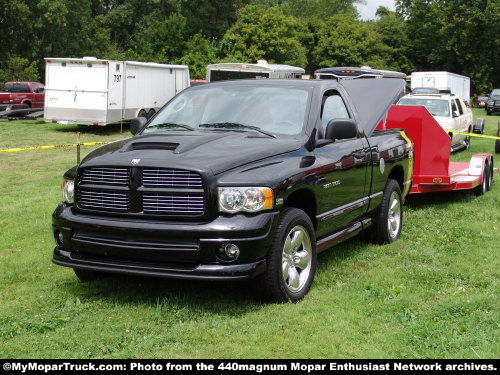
4, 83, 30, 92
398, 98, 450, 117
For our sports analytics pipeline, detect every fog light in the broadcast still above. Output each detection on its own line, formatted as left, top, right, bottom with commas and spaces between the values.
218, 243, 240, 262
55, 231, 64, 246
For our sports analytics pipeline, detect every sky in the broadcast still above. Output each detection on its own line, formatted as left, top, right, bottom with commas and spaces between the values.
356, 0, 396, 20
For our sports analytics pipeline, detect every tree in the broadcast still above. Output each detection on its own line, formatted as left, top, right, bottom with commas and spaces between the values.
373, 9, 414, 73
397, 0, 500, 92
0, 56, 40, 83
313, 15, 389, 70
220, 5, 308, 67
180, 34, 220, 79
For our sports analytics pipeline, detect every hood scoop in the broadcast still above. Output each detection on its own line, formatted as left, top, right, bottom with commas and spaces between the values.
127, 142, 179, 151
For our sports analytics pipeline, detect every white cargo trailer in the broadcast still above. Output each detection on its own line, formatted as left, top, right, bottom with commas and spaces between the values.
206, 60, 305, 82
410, 71, 470, 103
44, 57, 190, 126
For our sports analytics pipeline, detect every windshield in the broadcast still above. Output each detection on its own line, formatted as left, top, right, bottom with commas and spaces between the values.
143, 85, 310, 136
397, 98, 450, 117
4, 83, 30, 92
491, 89, 500, 97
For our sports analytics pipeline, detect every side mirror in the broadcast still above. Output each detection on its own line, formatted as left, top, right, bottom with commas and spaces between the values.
452, 111, 459, 118
130, 117, 147, 135
325, 119, 359, 140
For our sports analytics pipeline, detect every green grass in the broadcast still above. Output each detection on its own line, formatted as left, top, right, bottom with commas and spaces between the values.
0, 110, 499, 359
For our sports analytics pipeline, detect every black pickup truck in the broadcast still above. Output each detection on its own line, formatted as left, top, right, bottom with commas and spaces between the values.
52, 77, 413, 302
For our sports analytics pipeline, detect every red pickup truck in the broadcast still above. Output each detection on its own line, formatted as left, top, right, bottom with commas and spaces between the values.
0, 81, 45, 111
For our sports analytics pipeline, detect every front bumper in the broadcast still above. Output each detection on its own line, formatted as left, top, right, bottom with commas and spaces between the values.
52, 203, 278, 280
487, 104, 500, 112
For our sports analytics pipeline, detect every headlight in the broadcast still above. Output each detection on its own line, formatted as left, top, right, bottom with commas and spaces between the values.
218, 187, 274, 213
487, 100, 494, 105
61, 179, 75, 204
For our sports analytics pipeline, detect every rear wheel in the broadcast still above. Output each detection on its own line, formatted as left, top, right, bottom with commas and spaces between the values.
73, 268, 105, 282
370, 179, 403, 244
258, 208, 317, 303
138, 109, 147, 118
147, 109, 156, 120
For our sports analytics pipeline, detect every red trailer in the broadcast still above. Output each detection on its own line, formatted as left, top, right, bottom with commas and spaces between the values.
379, 105, 495, 196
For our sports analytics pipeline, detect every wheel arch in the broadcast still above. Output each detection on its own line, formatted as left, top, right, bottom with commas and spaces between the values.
282, 188, 317, 230
388, 164, 405, 192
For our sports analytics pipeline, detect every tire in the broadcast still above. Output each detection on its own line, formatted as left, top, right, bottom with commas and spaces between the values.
464, 134, 471, 150
147, 109, 156, 120
258, 207, 317, 303
138, 109, 147, 118
369, 179, 403, 244
495, 140, 500, 154
486, 109, 492, 116
73, 268, 105, 282
486, 161, 494, 192
473, 118, 485, 134
474, 162, 490, 196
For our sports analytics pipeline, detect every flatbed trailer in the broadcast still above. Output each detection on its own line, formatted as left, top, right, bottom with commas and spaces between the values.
380, 105, 496, 195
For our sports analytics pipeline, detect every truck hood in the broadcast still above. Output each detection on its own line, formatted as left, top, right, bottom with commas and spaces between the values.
80, 131, 303, 175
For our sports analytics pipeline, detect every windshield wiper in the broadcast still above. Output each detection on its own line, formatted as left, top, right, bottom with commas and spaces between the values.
198, 122, 276, 138
148, 122, 195, 131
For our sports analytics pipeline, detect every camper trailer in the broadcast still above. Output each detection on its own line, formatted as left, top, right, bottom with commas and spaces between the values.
206, 60, 305, 82
410, 71, 470, 103
44, 57, 190, 126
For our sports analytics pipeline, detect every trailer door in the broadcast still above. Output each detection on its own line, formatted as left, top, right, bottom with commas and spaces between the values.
44, 61, 108, 124
107, 62, 124, 123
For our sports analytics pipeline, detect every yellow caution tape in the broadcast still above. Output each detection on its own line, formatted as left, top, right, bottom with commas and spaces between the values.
0, 141, 111, 153
448, 130, 500, 140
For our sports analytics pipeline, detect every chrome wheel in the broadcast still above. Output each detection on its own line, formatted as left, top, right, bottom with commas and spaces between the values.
387, 191, 401, 239
281, 225, 312, 293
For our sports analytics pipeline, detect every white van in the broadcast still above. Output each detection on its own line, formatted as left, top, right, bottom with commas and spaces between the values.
206, 60, 305, 82
44, 57, 190, 126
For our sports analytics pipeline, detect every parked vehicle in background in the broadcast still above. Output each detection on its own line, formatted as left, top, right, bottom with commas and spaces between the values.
473, 96, 489, 108
52, 74, 412, 302
397, 92, 473, 151
0, 82, 45, 111
206, 60, 304, 82
44, 57, 190, 126
190, 79, 207, 86
410, 71, 470, 103
486, 89, 500, 115
315, 66, 407, 80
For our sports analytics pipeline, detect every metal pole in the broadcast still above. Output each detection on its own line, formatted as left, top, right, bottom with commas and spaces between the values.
76, 131, 81, 165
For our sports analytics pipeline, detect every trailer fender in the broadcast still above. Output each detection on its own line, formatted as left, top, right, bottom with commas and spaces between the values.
469, 154, 493, 187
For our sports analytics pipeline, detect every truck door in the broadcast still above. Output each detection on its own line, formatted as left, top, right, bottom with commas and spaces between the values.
314, 92, 369, 234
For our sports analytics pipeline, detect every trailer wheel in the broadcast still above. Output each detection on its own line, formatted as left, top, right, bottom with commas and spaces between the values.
473, 118, 485, 134
138, 109, 147, 118
369, 179, 403, 244
474, 162, 490, 196
147, 109, 156, 120
495, 140, 500, 154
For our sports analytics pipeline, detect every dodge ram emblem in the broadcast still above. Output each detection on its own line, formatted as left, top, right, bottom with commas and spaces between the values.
131, 158, 141, 165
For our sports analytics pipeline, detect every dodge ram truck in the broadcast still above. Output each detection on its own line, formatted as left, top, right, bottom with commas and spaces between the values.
0, 81, 45, 111
52, 76, 412, 302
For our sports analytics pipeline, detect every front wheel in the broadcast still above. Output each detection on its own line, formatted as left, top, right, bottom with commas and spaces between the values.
258, 208, 317, 303
369, 179, 403, 244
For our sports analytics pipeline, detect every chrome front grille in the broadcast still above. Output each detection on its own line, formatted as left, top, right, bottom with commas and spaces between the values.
81, 167, 129, 186
143, 193, 204, 215
77, 189, 129, 211
142, 168, 203, 188
76, 167, 205, 217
